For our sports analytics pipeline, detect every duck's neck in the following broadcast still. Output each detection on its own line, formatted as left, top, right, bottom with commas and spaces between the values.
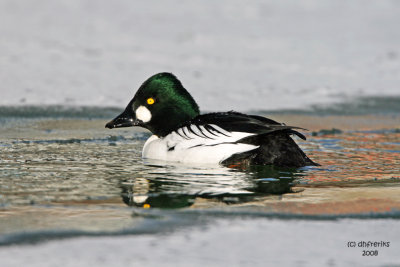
147, 107, 199, 137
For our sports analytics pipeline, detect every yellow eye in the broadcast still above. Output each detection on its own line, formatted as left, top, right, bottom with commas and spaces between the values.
147, 98, 155, 105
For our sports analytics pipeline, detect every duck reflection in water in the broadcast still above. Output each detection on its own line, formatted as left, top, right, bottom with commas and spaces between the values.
119, 161, 306, 208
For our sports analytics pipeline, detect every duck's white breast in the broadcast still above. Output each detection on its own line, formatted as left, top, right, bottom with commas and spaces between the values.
142, 124, 258, 164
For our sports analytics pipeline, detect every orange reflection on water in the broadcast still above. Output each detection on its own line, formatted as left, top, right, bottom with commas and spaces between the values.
302, 131, 400, 184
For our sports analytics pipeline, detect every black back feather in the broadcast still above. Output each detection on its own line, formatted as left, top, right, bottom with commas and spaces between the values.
177, 111, 307, 140
174, 111, 318, 167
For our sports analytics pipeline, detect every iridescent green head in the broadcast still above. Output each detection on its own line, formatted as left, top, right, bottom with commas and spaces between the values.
105, 73, 200, 137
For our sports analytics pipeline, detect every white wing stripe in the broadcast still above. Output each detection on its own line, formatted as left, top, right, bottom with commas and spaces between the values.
208, 124, 231, 137
198, 125, 215, 139
176, 128, 189, 139
190, 124, 207, 138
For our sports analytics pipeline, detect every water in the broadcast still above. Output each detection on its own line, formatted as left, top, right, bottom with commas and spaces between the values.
0, 107, 399, 267
1, 0, 400, 265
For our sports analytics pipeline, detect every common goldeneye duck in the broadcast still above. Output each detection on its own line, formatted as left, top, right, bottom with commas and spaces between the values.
105, 72, 318, 167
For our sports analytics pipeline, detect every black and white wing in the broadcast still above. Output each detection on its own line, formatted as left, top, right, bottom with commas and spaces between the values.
141, 112, 310, 165
179, 111, 307, 141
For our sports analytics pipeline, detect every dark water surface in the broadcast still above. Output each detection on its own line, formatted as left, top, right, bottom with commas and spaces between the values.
0, 108, 399, 250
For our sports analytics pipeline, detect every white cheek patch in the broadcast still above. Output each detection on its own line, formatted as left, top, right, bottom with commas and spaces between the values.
135, 105, 152, 123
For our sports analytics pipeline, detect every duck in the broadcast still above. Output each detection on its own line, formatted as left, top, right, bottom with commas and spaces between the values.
105, 72, 318, 167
